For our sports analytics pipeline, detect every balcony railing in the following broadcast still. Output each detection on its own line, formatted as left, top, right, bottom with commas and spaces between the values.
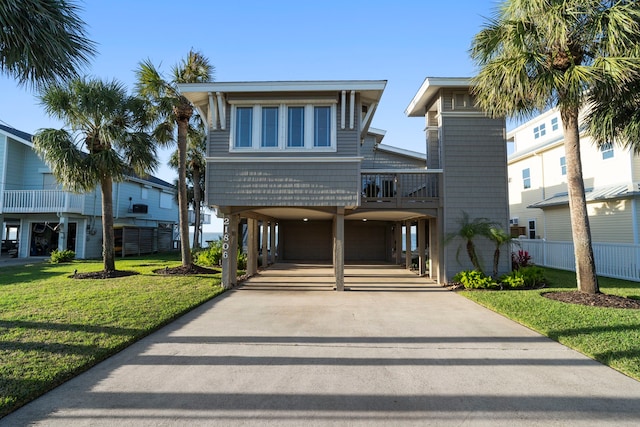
2, 190, 84, 213
360, 170, 441, 209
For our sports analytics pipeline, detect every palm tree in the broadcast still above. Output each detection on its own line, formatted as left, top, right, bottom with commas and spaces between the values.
136, 50, 214, 267
169, 127, 206, 249
33, 78, 157, 273
445, 212, 494, 274
0, 0, 95, 88
487, 227, 512, 279
470, 0, 640, 294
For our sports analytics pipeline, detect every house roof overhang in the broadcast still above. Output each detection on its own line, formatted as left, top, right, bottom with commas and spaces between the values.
0, 124, 33, 147
179, 80, 387, 125
405, 77, 473, 117
528, 184, 636, 209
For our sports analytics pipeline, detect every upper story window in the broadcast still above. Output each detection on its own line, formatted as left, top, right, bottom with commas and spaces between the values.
551, 117, 559, 132
533, 123, 546, 139
601, 142, 614, 160
522, 168, 531, 189
560, 156, 566, 176
230, 102, 337, 152
235, 107, 253, 148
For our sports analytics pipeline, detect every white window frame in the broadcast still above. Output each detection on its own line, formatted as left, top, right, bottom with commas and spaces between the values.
229, 101, 337, 152
601, 142, 614, 160
522, 168, 531, 189
560, 156, 566, 176
551, 117, 559, 131
533, 123, 546, 139
528, 219, 536, 239
159, 192, 173, 209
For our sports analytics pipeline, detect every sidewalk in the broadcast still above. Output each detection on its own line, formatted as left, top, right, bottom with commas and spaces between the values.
3, 263, 640, 426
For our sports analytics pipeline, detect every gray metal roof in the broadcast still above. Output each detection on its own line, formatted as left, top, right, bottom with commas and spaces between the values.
528, 184, 634, 208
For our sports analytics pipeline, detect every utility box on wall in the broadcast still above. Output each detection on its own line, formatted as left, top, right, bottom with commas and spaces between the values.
132, 204, 148, 214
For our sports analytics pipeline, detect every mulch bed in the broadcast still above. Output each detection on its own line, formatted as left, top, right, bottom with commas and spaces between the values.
71, 270, 139, 279
153, 264, 219, 275
543, 291, 640, 309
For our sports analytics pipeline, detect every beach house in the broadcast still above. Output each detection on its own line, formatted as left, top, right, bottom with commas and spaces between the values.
179, 78, 509, 288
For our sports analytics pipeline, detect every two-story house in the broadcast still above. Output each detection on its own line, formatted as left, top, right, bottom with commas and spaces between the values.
179, 78, 509, 288
507, 109, 640, 244
0, 124, 179, 259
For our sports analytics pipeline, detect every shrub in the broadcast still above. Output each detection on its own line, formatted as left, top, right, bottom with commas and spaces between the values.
452, 270, 498, 289
500, 266, 546, 289
512, 249, 532, 270
50, 249, 75, 263
195, 240, 247, 271
195, 241, 223, 267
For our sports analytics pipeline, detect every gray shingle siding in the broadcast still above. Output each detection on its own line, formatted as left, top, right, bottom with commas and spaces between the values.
440, 115, 509, 277
207, 161, 360, 206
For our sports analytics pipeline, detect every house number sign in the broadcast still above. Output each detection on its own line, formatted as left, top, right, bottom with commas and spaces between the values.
222, 217, 230, 259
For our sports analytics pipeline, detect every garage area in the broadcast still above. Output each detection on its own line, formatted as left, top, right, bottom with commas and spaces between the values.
278, 220, 392, 262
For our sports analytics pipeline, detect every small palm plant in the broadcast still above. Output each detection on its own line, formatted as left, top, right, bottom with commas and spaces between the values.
445, 212, 495, 274
487, 226, 513, 278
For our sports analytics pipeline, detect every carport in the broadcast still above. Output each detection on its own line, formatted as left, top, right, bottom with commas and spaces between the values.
219, 206, 440, 291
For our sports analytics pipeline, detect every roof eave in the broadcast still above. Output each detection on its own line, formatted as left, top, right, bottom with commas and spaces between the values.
405, 77, 473, 117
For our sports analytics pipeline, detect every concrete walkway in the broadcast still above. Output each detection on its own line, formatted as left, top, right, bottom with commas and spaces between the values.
3, 263, 640, 426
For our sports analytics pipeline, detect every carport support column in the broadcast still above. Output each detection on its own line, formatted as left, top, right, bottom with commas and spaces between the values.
405, 221, 412, 270
247, 218, 258, 276
334, 208, 345, 291
429, 218, 439, 281
57, 215, 68, 252
261, 220, 268, 268
270, 222, 277, 264
418, 219, 426, 276
221, 214, 239, 289
394, 222, 402, 264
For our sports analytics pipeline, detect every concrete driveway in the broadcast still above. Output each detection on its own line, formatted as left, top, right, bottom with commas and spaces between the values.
3, 263, 640, 426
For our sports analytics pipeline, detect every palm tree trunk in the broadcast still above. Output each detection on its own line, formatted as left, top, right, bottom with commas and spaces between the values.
561, 106, 599, 294
177, 117, 193, 266
192, 167, 202, 249
100, 175, 116, 272
466, 240, 481, 273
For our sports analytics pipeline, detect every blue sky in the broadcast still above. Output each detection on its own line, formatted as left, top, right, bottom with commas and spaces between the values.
0, 0, 500, 229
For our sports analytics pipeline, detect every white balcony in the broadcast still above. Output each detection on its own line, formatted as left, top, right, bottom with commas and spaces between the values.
2, 190, 84, 214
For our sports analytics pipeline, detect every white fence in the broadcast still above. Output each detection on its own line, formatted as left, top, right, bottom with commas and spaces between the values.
2, 190, 84, 213
514, 239, 640, 282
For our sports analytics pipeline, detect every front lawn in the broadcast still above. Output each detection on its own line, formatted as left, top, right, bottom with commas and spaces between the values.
0, 253, 224, 418
461, 268, 640, 381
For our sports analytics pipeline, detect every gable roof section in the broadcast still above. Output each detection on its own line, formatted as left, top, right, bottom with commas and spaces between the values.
0, 125, 174, 190
0, 124, 33, 146
376, 144, 426, 162
405, 77, 473, 117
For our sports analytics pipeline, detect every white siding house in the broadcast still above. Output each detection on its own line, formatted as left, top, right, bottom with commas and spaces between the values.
508, 109, 640, 245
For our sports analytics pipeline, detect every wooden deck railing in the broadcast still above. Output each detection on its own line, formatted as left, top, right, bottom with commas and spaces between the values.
360, 170, 441, 209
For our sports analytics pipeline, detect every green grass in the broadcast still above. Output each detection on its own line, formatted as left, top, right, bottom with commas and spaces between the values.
0, 253, 224, 418
461, 268, 640, 381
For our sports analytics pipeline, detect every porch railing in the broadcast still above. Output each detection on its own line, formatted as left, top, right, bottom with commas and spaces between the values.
2, 190, 84, 213
360, 170, 441, 208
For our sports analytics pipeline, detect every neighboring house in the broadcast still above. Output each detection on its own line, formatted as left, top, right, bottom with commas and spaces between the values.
507, 109, 640, 245
0, 124, 179, 259
179, 78, 509, 288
